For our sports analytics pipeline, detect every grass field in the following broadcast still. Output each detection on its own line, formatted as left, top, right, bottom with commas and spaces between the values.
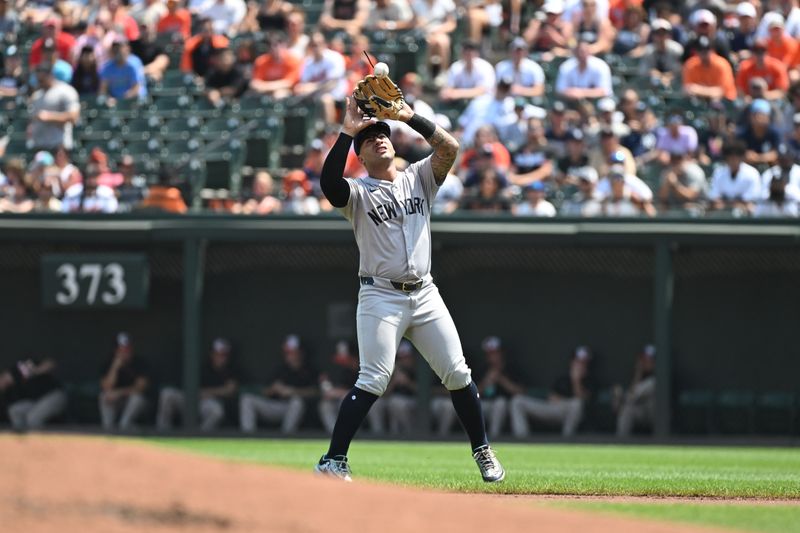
150, 438, 800, 532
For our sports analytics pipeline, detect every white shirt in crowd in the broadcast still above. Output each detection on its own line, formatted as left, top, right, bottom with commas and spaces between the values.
596, 174, 653, 201
458, 93, 517, 147
563, 0, 609, 23
515, 200, 557, 217
411, 0, 456, 30
299, 49, 348, 99
756, 8, 800, 39
707, 162, 762, 202
555, 56, 614, 97
200, 0, 247, 35
61, 184, 119, 213
494, 58, 545, 89
761, 164, 800, 200
446, 57, 496, 92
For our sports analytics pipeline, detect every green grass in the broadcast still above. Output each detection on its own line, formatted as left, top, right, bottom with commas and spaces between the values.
149, 439, 800, 498
557, 501, 800, 533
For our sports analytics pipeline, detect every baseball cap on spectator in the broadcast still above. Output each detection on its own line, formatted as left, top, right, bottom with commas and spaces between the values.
5, 45, 18, 58
693, 9, 716, 26
767, 13, 786, 29
43, 18, 59, 28
575, 166, 598, 183
609, 151, 626, 165
551, 100, 567, 114
111, 36, 129, 46
543, 0, 564, 15
116, 332, 131, 347
42, 38, 56, 51
213, 337, 231, 353
397, 339, 413, 357
667, 112, 683, 125
792, 112, 800, 126
566, 128, 585, 142
283, 334, 300, 351
597, 97, 616, 113
30, 151, 55, 168
751, 98, 771, 115
642, 344, 656, 358
525, 181, 546, 192
310, 138, 325, 152
478, 143, 495, 157
651, 18, 672, 32
510, 37, 528, 51
696, 36, 712, 51
497, 75, 513, 90
736, 2, 757, 19
575, 346, 591, 360
482, 336, 502, 352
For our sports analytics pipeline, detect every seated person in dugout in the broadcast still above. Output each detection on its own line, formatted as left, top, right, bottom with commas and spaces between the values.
0, 357, 67, 431
99, 332, 150, 431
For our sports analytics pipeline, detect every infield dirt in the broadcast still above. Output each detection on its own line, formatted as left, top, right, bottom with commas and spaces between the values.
1, 434, 733, 533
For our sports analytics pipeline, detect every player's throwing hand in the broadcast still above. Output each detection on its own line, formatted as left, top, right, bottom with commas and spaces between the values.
342, 97, 377, 137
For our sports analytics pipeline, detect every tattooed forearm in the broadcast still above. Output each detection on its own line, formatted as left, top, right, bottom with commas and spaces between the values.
427, 126, 459, 185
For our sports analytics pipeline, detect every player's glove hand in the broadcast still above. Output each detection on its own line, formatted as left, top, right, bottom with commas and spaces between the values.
353, 75, 406, 120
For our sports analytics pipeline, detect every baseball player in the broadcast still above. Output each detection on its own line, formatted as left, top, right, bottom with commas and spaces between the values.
313, 91, 505, 483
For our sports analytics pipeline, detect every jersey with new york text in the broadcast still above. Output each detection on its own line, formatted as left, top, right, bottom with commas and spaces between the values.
340, 156, 440, 281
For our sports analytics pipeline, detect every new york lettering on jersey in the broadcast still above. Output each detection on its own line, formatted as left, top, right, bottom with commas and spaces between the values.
367, 196, 426, 226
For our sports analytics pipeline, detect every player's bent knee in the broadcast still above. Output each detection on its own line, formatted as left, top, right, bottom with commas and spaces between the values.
441, 367, 471, 391
355, 373, 390, 397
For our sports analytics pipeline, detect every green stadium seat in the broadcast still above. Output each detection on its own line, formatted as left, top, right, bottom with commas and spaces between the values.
191, 97, 223, 118
84, 116, 124, 137
124, 138, 164, 156
202, 116, 243, 138
245, 131, 277, 168
124, 115, 164, 137
165, 116, 204, 139
2, 138, 31, 159
281, 106, 316, 146
151, 94, 193, 118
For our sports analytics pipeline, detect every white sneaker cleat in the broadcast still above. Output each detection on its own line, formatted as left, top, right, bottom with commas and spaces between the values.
472, 445, 505, 483
314, 455, 353, 482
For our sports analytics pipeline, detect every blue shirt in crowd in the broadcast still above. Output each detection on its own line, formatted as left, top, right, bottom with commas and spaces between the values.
100, 55, 147, 99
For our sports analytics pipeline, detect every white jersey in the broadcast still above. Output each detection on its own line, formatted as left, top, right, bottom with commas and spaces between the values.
340, 156, 438, 281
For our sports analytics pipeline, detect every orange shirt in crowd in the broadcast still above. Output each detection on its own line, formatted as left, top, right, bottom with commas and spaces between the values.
682, 52, 737, 100
736, 56, 789, 94
459, 142, 512, 171
180, 34, 230, 73
766, 35, 798, 64
252, 49, 301, 84
609, 0, 644, 29
140, 186, 188, 214
157, 9, 192, 40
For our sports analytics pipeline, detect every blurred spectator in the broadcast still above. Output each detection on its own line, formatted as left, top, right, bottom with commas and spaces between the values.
657, 152, 707, 214
282, 170, 321, 215
157, 337, 238, 431
181, 17, 230, 78
560, 166, 602, 216
239, 334, 317, 433
729, 2, 758, 61
286, 10, 309, 58
0, 169, 33, 213
697, 102, 731, 166
764, 14, 798, 64
707, 139, 762, 212
556, 128, 591, 179
736, 40, 789, 101
29, 61, 80, 152
99, 332, 149, 431
459, 167, 510, 213
599, 165, 649, 216
616, 344, 656, 437
756, 144, 800, 217
234, 171, 282, 215
475, 336, 524, 438
32, 168, 62, 212
200, 0, 247, 37
158, 0, 192, 40
69, 20, 109, 68
739, 99, 781, 167
457, 77, 517, 148
365, 0, 415, 32
637, 18, 683, 89
612, 4, 648, 56
62, 163, 119, 213
589, 128, 636, 178
318, 340, 360, 434
134, 23, 171, 83
344, 34, 373, 91
88, 148, 124, 188
250, 34, 301, 99
71, 46, 101, 96
412, 0, 457, 79
204, 48, 248, 107
459, 125, 511, 177
510, 346, 592, 437
139, 167, 188, 213
116, 155, 148, 212
655, 112, 698, 165
29, 18, 76, 67
555, 38, 613, 100
439, 40, 496, 102
131, 0, 168, 29
0, 45, 26, 97
35, 38, 73, 86
431, 172, 464, 214
682, 9, 730, 63
383, 340, 417, 434
682, 36, 737, 101
495, 37, 545, 98
524, 0, 574, 59
788, 111, 800, 152
242, 0, 293, 33
544, 100, 572, 159
509, 117, 552, 187
463, 0, 504, 44
0, 358, 66, 431
757, 5, 800, 40
294, 32, 347, 124
319, 0, 368, 38
106, 0, 142, 44
99, 38, 147, 104
571, 0, 615, 56
514, 181, 556, 217
0, 0, 20, 43
562, 0, 608, 23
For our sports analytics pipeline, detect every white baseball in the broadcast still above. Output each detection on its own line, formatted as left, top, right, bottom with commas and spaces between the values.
373, 62, 389, 77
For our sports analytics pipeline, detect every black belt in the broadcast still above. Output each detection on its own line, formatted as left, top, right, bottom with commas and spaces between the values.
360, 276, 424, 292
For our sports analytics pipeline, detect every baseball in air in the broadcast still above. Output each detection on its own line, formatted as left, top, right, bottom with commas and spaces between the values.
373, 62, 389, 77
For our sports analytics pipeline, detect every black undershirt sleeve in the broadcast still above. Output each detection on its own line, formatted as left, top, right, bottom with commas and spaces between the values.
320, 133, 353, 208
407, 113, 436, 139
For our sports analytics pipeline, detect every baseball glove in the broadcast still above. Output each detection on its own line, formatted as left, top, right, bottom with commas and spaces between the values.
353, 75, 405, 120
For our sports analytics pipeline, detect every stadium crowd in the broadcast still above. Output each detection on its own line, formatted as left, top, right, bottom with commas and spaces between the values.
0, 332, 657, 437
1, 0, 800, 217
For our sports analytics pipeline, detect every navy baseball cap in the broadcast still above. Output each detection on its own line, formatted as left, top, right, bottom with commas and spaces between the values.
354, 122, 391, 155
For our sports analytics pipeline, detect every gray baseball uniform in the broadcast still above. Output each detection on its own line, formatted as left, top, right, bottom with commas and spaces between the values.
339, 156, 471, 396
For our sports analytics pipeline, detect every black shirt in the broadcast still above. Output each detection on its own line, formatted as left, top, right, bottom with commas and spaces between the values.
271, 362, 316, 395
328, 362, 358, 388
201, 361, 237, 389
204, 65, 248, 97
6, 361, 62, 401
552, 372, 591, 399
737, 124, 781, 154
132, 40, 165, 67
100, 356, 148, 389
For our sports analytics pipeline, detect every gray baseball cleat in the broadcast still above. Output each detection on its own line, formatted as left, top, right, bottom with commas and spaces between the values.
472, 445, 505, 483
314, 455, 353, 482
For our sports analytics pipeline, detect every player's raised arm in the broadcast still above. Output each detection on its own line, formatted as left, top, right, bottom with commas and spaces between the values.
320, 97, 376, 208
400, 103, 459, 186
